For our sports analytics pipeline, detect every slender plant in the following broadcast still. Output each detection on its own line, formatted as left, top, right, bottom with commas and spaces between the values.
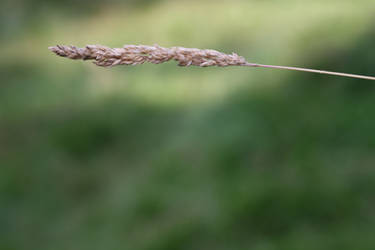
49, 44, 375, 80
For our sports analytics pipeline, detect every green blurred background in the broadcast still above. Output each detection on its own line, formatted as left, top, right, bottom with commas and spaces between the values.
1, 0, 375, 249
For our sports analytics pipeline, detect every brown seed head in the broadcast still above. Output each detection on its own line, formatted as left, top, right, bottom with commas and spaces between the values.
48, 44, 248, 67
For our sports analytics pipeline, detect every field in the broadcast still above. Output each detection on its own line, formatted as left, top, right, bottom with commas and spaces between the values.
1, 0, 375, 249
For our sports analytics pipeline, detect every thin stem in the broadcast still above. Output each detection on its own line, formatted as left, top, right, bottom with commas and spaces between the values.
244, 63, 375, 81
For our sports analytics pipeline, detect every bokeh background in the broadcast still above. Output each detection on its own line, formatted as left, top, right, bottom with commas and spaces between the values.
1, 0, 375, 249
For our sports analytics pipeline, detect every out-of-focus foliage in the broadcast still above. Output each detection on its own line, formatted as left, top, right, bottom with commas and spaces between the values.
1, 1, 375, 250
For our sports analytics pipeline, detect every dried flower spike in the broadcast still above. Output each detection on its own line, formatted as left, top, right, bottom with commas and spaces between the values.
49, 44, 375, 80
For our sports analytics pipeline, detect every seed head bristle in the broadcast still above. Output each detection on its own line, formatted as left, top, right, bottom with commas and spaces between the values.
48, 44, 247, 67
